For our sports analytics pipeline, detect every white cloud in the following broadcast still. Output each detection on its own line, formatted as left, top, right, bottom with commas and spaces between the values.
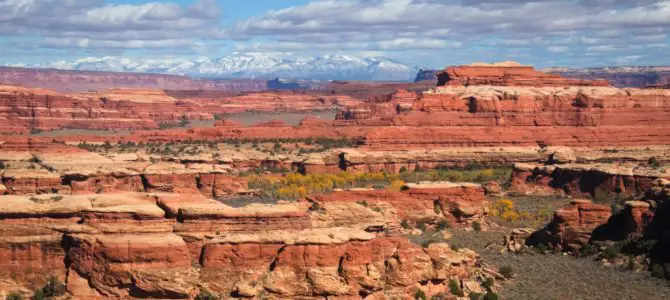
0, 0, 222, 52
1, 0, 669, 68
548, 46, 569, 53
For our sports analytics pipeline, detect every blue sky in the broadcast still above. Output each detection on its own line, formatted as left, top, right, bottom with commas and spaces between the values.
0, 0, 669, 69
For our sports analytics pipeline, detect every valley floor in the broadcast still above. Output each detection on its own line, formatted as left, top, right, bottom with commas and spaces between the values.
450, 228, 670, 299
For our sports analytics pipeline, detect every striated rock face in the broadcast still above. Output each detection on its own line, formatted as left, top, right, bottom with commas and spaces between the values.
0, 85, 364, 133
509, 162, 669, 198
437, 62, 610, 87
0, 86, 195, 133
529, 199, 612, 250
0, 141, 250, 197
312, 181, 488, 226
0, 192, 491, 299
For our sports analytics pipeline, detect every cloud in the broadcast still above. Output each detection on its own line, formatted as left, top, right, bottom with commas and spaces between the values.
1, 0, 669, 68
0, 0, 223, 54
225, 0, 670, 67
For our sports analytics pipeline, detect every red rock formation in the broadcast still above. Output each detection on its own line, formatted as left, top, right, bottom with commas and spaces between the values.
533, 199, 612, 250
312, 181, 487, 225
0, 192, 491, 299
509, 163, 668, 198
437, 62, 610, 87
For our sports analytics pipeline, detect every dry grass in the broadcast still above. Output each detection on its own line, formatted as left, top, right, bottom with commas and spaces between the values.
448, 225, 670, 299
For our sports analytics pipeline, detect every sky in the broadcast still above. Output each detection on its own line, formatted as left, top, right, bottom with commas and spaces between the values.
0, 0, 669, 69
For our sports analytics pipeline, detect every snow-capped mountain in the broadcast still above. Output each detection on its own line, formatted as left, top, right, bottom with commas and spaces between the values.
23, 53, 420, 81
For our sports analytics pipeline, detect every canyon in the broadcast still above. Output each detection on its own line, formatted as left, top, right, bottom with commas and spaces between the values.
1, 62, 669, 299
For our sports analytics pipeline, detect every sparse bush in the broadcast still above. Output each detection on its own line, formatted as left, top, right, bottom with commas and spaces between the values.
0, 161, 5, 169
578, 243, 598, 257
179, 114, 190, 127
33, 276, 66, 300
649, 157, 660, 168
437, 219, 450, 231
372, 207, 384, 213
6, 292, 23, 300
603, 246, 620, 261
357, 200, 369, 207
421, 240, 431, 248
448, 279, 464, 296
469, 292, 484, 300
499, 265, 514, 279
482, 277, 495, 290
387, 179, 406, 192
628, 255, 636, 270
483, 291, 499, 300
414, 289, 427, 300
417, 221, 427, 232
401, 219, 411, 230
472, 221, 482, 232
50, 195, 63, 201
195, 287, 219, 300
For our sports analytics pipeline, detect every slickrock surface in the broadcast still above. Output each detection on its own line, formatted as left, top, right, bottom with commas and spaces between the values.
0, 192, 493, 299
312, 181, 487, 226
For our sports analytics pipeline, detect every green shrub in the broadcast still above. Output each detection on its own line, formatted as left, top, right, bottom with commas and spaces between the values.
414, 289, 427, 300
430, 293, 447, 300
483, 291, 499, 300
469, 292, 484, 300
179, 114, 190, 127
499, 265, 514, 279
577, 243, 598, 257
372, 207, 384, 213
357, 200, 369, 207
448, 279, 464, 296
437, 220, 450, 231
33, 276, 66, 300
6, 292, 23, 300
401, 219, 411, 229
603, 247, 619, 260
472, 221, 482, 232
0, 161, 5, 169
628, 255, 636, 270
417, 221, 427, 231
195, 287, 219, 300
421, 240, 431, 248
482, 277, 495, 290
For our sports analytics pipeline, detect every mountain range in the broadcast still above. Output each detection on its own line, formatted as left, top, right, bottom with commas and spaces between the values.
14, 53, 420, 82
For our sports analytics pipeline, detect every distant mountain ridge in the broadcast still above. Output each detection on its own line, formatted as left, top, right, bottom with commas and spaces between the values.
15, 53, 420, 82
542, 66, 670, 88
